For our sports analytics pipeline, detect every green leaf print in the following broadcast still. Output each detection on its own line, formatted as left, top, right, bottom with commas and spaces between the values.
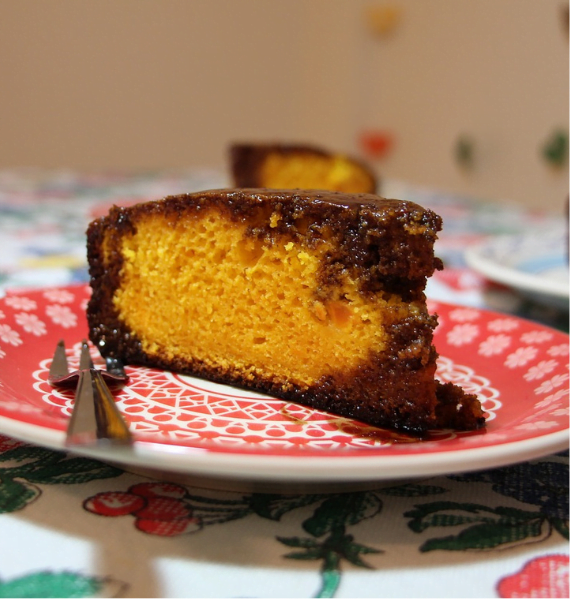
302, 492, 383, 537
0, 444, 122, 513
420, 518, 545, 552
405, 500, 549, 551
0, 476, 40, 513
19, 456, 122, 485
551, 517, 569, 539
249, 493, 325, 521
379, 483, 447, 497
0, 571, 101, 598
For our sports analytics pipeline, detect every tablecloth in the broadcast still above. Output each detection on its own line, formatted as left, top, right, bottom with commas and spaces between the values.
0, 169, 567, 598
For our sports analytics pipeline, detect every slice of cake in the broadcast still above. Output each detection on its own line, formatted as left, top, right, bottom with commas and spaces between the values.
230, 143, 378, 194
86, 188, 485, 435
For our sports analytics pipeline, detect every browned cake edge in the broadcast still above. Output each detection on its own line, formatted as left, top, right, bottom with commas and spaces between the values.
86, 188, 485, 435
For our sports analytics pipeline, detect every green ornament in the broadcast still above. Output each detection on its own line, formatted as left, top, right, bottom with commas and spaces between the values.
542, 129, 568, 167
455, 135, 474, 168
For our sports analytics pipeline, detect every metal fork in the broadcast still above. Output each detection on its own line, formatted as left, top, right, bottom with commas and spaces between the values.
49, 340, 132, 447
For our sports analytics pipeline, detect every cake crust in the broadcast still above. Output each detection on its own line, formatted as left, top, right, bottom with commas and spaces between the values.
87, 188, 485, 435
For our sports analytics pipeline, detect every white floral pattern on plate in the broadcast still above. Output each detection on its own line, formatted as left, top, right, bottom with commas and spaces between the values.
34, 351, 501, 451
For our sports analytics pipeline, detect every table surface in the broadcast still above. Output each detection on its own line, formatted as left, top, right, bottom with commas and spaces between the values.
0, 169, 567, 599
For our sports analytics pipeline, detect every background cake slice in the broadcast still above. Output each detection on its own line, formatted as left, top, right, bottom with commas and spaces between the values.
86, 188, 485, 435
230, 142, 378, 194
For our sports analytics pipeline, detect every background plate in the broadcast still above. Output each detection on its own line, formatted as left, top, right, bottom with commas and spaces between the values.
0, 285, 567, 489
465, 228, 569, 309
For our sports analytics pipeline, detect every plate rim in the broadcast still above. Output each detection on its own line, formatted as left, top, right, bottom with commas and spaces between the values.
0, 413, 567, 483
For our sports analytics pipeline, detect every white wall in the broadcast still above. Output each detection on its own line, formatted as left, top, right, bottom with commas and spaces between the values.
352, 0, 569, 211
0, 0, 567, 211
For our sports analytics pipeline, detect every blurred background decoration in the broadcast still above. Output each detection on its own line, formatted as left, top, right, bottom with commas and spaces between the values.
0, 0, 567, 211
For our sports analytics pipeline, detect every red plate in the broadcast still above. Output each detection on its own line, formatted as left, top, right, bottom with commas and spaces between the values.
0, 285, 567, 484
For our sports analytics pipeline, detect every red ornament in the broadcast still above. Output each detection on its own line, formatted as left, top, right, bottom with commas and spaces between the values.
359, 130, 394, 160
84, 492, 145, 517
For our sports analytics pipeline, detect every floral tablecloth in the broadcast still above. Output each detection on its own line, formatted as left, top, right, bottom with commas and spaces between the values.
0, 169, 567, 598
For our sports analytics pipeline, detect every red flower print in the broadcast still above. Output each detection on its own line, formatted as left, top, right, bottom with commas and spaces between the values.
128, 482, 188, 500
84, 492, 145, 517
134, 497, 192, 521
136, 517, 201, 536
83, 482, 202, 536
497, 554, 569, 598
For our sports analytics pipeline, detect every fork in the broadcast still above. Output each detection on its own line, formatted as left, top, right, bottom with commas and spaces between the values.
49, 340, 132, 447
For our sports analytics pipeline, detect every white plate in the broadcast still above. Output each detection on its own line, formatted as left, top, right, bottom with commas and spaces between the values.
0, 285, 568, 492
465, 228, 569, 309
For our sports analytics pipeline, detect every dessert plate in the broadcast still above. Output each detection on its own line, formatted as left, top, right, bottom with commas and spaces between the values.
0, 285, 567, 490
465, 228, 569, 309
